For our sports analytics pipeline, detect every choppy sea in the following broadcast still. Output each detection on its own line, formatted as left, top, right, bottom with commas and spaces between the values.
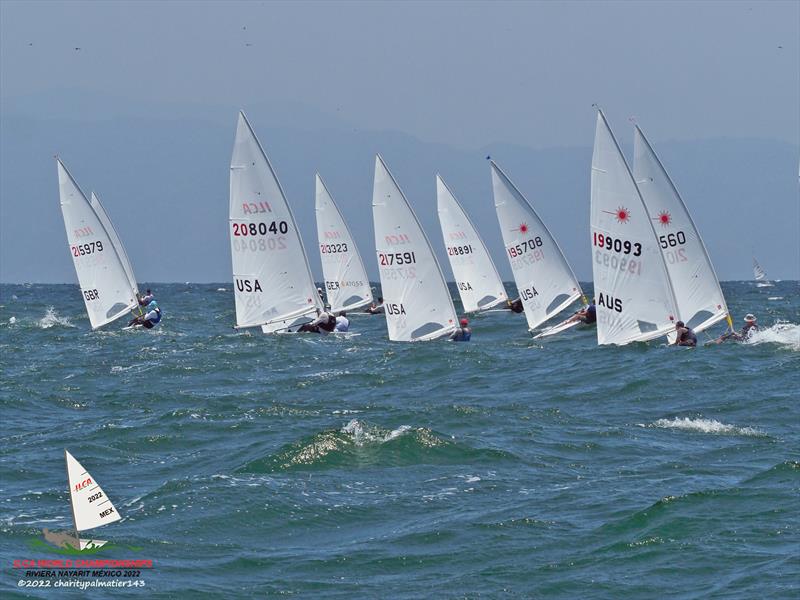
1, 281, 798, 598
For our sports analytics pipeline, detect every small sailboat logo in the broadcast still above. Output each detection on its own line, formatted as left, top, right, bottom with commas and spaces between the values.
42, 450, 121, 551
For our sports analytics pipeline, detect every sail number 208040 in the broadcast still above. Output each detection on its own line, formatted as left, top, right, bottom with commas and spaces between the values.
232, 221, 288, 236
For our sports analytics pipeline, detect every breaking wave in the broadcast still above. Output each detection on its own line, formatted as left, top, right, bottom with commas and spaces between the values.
648, 417, 766, 437
37, 307, 75, 329
237, 419, 514, 473
745, 322, 800, 351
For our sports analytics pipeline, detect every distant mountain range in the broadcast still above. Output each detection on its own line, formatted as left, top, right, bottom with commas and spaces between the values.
1, 89, 798, 283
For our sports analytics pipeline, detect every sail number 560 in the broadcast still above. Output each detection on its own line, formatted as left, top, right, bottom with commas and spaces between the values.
232, 221, 288, 236
593, 232, 642, 257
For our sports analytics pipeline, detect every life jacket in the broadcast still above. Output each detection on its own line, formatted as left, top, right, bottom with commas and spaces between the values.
150, 308, 162, 324
319, 314, 336, 332
453, 327, 471, 341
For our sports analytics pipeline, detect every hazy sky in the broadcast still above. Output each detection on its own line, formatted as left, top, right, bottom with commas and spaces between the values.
1, 0, 798, 285
2, 0, 798, 148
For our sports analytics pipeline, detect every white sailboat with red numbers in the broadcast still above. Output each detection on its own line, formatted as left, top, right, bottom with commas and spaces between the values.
315, 174, 373, 312
57, 158, 140, 329
43, 450, 122, 550
436, 174, 508, 313
229, 111, 324, 332
490, 160, 585, 337
633, 124, 732, 335
372, 155, 458, 342
590, 109, 679, 345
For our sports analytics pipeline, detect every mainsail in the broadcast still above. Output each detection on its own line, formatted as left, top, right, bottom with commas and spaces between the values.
229, 112, 324, 332
590, 110, 678, 345
633, 125, 730, 333
491, 160, 583, 332
372, 155, 458, 341
57, 159, 139, 329
65, 450, 121, 550
315, 174, 372, 312
436, 174, 507, 312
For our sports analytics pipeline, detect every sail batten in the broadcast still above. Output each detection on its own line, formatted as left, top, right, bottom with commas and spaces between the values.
633, 125, 729, 333
315, 174, 372, 312
436, 175, 507, 312
491, 160, 583, 332
229, 112, 323, 330
372, 156, 458, 341
590, 111, 679, 345
57, 159, 138, 329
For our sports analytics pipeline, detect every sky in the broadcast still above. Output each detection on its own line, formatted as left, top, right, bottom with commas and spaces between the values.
1, 0, 798, 283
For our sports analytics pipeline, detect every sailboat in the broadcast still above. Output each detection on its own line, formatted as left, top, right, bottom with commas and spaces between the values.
752, 258, 773, 287
372, 155, 458, 341
43, 450, 121, 551
590, 110, 679, 345
490, 160, 585, 337
229, 111, 324, 332
315, 174, 373, 312
436, 174, 508, 312
57, 158, 140, 329
633, 125, 733, 334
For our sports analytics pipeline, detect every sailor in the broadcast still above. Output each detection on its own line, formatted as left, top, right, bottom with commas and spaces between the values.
334, 311, 350, 333
365, 297, 385, 314
298, 306, 337, 333
127, 300, 162, 329
674, 320, 697, 347
716, 314, 759, 343
506, 298, 524, 313
449, 317, 472, 342
566, 300, 597, 325
138, 288, 155, 305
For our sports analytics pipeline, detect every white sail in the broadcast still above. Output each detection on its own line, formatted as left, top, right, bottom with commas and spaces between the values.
91, 192, 139, 301
590, 110, 678, 345
57, 159, 138, 329
436, 175, 508, 312
372, 155, 458, 341
65, 450, 121, 550
633, 125, 730, 334
229, 112, 324, 331
753, 258, 767, 281
315, 174, 373, 312
491, 161, 583, 332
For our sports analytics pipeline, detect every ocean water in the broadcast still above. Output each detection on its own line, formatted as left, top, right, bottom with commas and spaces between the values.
1, 281, 798, 598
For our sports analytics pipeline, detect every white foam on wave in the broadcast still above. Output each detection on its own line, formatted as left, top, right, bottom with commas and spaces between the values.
767, 297, 783, 300
650, 417, 764, 437
745, 322, 800, 351
217, 288, 227, 292
341, 418, 411, 446
38, 307, 74, 329
8, 316, 16, 324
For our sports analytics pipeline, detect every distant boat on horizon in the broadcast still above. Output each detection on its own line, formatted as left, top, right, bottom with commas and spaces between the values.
753, 257, 774, 287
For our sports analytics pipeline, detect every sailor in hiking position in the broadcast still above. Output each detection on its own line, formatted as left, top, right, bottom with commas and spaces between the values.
449, 318, 472, 342
365, 297, 385, 314
674, 321, 697, 347
334, 311, 350, 333
297, 307, 337, 333
715, 314, 759, 343
505, 298, 524, 313
565, 300, 597, 325
128, 300, 162, 329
